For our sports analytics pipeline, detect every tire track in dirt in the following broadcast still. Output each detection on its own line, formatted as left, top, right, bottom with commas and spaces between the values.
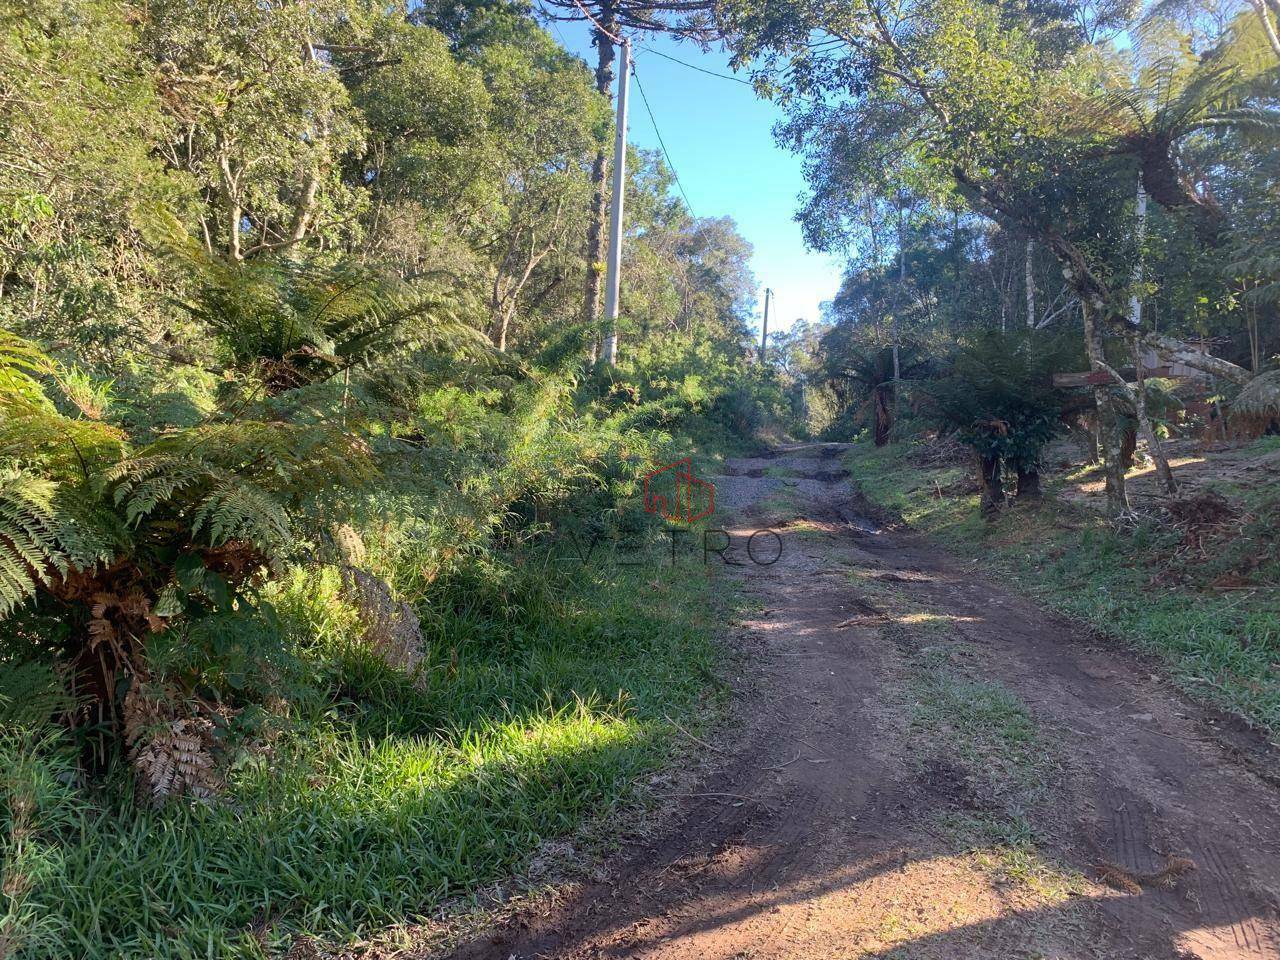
446, 443, 1280, 960
844, 513, 1280, 959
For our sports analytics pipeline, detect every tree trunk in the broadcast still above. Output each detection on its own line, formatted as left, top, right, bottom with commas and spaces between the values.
1092, 353, 1177, 490
1015, 465, 1041, 499
1082, 304, 1130, 516
1251, 0, 1280, 61
582, 14, 618, 348
873, 385, 893, 446
496, 305, 514, 352
1119, 427, 1137, 471
978, 452, 1004, 516
1137, 148, 1223, 242
1126, 175, 1178, 494
892, 196, 905, 432
1024, 237, 1036, 327
1068, 411, 1099, 463
1129, 338, 1177, 493
217, 152, 243, 262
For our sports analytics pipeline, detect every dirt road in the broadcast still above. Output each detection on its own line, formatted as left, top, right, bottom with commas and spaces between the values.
451, 444, 1280, 959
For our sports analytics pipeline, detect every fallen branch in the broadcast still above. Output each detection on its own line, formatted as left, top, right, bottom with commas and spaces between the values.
763, 752, 801, 771
1141, 332, 1252, 386
664, 714, 724, 754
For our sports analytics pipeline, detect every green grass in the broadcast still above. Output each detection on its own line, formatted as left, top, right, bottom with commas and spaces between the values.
846, 440, 1280, 735
0, 547, 727, 959
891, 622, 1056, 812
1247, 435, 1280, 456
909, 645, 1041, 778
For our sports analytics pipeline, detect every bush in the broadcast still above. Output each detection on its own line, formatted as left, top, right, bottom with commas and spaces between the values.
926, 329, 1081, 511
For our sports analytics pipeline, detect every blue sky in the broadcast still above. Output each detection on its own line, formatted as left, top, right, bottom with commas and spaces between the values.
545, 19, 845, 335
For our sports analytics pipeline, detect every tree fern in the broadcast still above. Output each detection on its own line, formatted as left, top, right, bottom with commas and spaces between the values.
0, 330, 377, 751
147, 214, 489, 394
0, 658, 72, 730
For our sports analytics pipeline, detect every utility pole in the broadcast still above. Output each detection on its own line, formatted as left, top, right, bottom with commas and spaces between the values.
759, 287, 771, 365
894, 196, 904, 391
602, 37, 630, 366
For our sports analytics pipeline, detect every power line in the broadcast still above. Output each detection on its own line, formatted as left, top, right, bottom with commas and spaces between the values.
630, 58, 696, 218
637, 45, 755, 87
636, 44, 822, 106
543, 12, 573, 50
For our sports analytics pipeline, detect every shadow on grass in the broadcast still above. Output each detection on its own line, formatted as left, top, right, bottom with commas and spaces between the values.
16, 555, 725, 959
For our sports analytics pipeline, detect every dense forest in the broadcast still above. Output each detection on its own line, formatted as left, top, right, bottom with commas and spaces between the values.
1, 0, 1278, 955
747, 0, 1280, 511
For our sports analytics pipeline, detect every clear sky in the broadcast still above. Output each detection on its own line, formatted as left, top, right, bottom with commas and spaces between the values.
545, 18, 845, 335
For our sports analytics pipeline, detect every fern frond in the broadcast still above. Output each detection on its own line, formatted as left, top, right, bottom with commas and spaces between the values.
0, 392, 127, 478
1194, 106, 1280, 136
104, 455, 211, 524
0, 658, 72, 729
0, 468, 68, 615
141, 420, 376, 501
0, 466, 124, 617
190, 476, 292, 549
0, 328, 56, 403
48, 486, 128, 567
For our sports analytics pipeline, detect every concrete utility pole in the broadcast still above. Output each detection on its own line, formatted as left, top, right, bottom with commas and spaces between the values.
602, 37, 630, 366
759, 287, 771, 364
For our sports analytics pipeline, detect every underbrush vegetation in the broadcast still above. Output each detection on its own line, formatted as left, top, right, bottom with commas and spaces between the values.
847, 441, 1280, 734
0, 0, 794, 943
0, 300, 762, 957
1, 522, 725, 958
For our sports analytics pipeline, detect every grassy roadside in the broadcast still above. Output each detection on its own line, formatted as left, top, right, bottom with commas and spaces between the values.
1, 536, 731, 959
845, 441, 1280, 737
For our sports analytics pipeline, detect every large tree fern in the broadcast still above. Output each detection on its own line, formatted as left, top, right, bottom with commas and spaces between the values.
148, 215, 490, 395
0, 331, 375, 740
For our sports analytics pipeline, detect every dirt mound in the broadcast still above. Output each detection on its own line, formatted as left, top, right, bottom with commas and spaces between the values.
1166, 491, 1240, 525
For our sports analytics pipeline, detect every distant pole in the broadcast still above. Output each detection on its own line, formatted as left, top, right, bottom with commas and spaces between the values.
603, 37, 631, 366
759, 287, 771, 365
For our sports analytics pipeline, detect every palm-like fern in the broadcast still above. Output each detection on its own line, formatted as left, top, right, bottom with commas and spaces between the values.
833, 342, 930, 446
925, 329, 1079, 507
0, 330, 377, 734
152, 218, 489, 394
1074, 12, 1280, 222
